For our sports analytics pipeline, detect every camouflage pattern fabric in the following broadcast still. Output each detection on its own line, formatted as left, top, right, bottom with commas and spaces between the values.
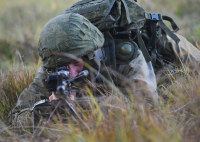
116, 49, 158, 103
38, 13, 104, 69
120, 0, 146, 29
156, 33, 200, 85
62, 0, 146, 31
62, 0, 114, 22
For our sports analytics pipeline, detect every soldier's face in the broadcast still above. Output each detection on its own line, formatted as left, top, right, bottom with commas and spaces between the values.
66, 58, 84, 78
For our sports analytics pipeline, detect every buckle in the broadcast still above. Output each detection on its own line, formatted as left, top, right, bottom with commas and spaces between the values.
150, 13, 163, 21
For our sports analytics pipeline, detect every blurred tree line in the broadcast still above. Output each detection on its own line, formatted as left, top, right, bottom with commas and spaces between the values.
0, 0, 199, 70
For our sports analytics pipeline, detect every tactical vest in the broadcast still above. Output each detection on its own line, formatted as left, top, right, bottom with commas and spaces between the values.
62, 0, 180, 69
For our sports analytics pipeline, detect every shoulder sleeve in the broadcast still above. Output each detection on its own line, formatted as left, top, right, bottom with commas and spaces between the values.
117, 50, 158, 104
163, 33, 200, 72
15, 67, 50, 109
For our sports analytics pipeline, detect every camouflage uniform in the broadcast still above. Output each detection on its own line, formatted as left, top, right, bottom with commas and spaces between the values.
156, 33, 200, 84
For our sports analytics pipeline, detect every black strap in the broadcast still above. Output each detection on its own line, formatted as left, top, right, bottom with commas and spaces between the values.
151, 50, 157, 68
158, 21, 180, 44
136, 28, 152, 62
147, 20, 157, 67
145, 13, 180, 67
162, 16, 179, 32
104, 31, 116, 69
147, 20, 157, 51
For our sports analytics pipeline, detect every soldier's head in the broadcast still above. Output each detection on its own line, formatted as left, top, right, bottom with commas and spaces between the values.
38, 13, 104, 77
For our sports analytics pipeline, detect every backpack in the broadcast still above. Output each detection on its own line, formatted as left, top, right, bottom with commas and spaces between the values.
62, 0, 180, 69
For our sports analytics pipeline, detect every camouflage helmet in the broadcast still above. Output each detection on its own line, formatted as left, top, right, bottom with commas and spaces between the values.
38, 13, 104, 69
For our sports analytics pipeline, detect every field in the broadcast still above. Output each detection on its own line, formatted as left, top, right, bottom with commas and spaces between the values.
0, 0, 200, 141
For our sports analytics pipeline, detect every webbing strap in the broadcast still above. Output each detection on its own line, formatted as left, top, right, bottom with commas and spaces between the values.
145, 13, 179, 32
136, 28, 152, 62
158, 21, 180, 44
147, 20, 157, 67
151, 50, 157, 68
145, 13, 180, 67
147, 20, 157, 51
162, 16, 179, 32
104, 31, 116, 69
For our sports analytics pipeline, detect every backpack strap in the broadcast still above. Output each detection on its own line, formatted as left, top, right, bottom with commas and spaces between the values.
104, 31, 117, 70
136, 27, 152, 62
145, 13, 180, 67
145, 13, 180, 44
147, 20, 157, 67
162, 16, 179, 32
158, 21, 180, 44
147, 20, 157, 52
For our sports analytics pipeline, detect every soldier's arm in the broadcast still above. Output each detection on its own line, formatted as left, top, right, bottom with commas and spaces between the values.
117, 50, 158, 104
14, 67, 50, 110
161, 33, 200, 72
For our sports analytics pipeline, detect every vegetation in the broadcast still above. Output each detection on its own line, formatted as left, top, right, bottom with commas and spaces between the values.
1, 68, 200, 141
0, 0, 200, 141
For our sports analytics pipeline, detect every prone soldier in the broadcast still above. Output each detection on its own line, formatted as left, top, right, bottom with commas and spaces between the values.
11, 0, 200, 130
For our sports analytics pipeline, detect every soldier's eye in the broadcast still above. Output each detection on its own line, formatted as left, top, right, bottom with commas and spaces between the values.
74, 61, 82, 65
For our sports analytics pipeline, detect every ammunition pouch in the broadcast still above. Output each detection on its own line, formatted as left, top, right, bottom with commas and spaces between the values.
115, 39, 138, 62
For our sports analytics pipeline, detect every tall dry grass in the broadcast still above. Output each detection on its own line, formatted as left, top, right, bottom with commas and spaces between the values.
0, 66, 200, 141
0, 61, 41, 122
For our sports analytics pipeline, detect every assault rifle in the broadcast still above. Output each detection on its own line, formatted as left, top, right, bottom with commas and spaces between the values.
31, 67, 90, 133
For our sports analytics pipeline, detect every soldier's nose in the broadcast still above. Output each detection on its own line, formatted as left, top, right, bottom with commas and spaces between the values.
70, 70, 78, 78
68, 65, 78, 78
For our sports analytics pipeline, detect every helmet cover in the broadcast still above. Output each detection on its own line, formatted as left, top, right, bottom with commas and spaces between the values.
38, 13, 104, 69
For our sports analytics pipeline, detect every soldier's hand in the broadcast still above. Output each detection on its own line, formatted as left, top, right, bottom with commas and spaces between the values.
49, 92, 58, 101
49, 92, 76, 101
